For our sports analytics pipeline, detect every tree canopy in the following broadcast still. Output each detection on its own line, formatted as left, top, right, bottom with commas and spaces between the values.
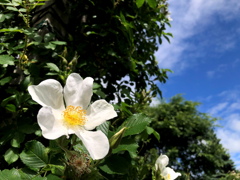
143, 95, 235, 179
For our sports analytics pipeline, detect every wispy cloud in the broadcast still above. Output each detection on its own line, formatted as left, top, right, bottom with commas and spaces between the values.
156, 0, 240, 72
206, 88, 240, 169
216, 128, 240, 153
206, 60, 240, 78
208, 102, 228, 115
155, 0, 240, 169
206, 64, 228, 78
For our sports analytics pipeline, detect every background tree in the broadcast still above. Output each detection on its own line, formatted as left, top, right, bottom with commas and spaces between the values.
140, 95, 235, 179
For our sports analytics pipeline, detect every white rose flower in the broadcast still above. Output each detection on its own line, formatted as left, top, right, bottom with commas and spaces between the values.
28, 73, 117, 160
155, 154, 181, 180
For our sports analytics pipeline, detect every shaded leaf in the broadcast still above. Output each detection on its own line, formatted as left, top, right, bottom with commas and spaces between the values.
136, 0, 145, 8
20, 140, 48, 171
5, 104, 16, 112
0, 169, 21, 180
51, 41, 66, 45
46, 174, 62, 180
99, 155, 131, 175
11, 132, 25, 148
146, 0, 157, 8
46, 63, 60, 72
96, 121, 110, 136
118, 113, 152, 136
146, 126, 160, 141
112, 138, 138, 158
0, 55, 15, 65
4, 148, 19, 165
0, 14, 5, 22
0, 76, 12, 85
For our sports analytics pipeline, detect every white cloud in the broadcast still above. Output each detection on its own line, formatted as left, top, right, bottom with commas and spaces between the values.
216, 128, 240, 153
156, 0, 240, 72
208, 102, 228, 115
206, 60, 240, 78
206, 89, 240, 168
155, 0, 240, 169
226, 113, 240, 133
218, 89, 240, 101
227, 102, 240, 112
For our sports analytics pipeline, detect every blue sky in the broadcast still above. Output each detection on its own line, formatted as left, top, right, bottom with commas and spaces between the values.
155, 0, 240, 169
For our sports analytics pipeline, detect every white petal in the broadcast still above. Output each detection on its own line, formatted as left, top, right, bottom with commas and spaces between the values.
28, 79, 64, 110
37, 107, 68, 139
84, 100, 117, 130
155, 154, 169, 172
162, 167, 181, 180
64, 73, 93, 109
74, 129, 109, 160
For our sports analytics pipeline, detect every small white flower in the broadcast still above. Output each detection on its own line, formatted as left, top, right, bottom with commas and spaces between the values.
28, 73, 117, 160
155, 155, 181, 180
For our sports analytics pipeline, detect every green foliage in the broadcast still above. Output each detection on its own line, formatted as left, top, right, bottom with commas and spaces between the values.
0, 0, 167, 172
0, 0, 235, 179
144, 95, 236, 179
20, 140, 48, 171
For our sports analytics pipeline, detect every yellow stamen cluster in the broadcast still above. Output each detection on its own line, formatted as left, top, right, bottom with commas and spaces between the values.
63, 105, 87, 127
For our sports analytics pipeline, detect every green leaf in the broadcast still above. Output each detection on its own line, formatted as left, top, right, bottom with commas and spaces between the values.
4, 148, 19, 165
0, 76, 12, 85
0, 0, 10, 4
99, 155, 131, 175
33, 34, 42, 42
19, 8, 26, 12
12, 0, 22, 6
1, 95, 16, 108
0, 55, 15, 65
20, 140, 48, 171
19, 123, 39, 134
96, 121, 110, 136
46, 63, 60, 72
93, 82, 101, 89
118, 113, 152, 136
48, 164, 65, 176
146, 0, 157, 8
0, 169, 21, 180
11, 132, 25, 148
44, 33, 54, 42
50, 41, 66, 45
44, 42, 56, 50
94, 89, 106, 98
18, 168, 40, 180
136, 0, 145, 8
112, 138, 138, 158
0, 14, 5, 22
0, 28, 22, 32
5, 104, 16, 112
4, 13, 14, 19
6, 6, 18, 11
146, 126, 160, 141
46, 174, 62, 180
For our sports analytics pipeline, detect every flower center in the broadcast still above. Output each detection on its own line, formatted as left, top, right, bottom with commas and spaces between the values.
63, 105, 87, 127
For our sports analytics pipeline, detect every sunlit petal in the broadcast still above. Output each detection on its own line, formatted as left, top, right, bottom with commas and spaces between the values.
28, 79, 64, 110
162, 167, 181, 180
84, 100, 117, 130
37, 107, 67, 139
74, 129, 109, 160
29, 73, 117, 160
64, 73, 93, 109
155, 154, 169, 172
